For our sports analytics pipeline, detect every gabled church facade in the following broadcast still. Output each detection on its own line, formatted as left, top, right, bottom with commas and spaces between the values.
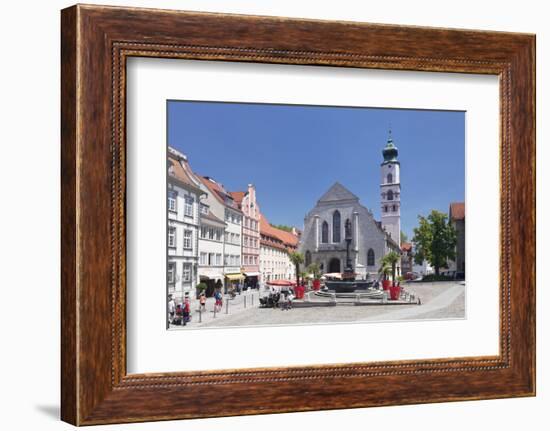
298, 137, 402, 279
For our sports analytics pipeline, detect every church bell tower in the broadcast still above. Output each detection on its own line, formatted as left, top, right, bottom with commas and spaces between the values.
380, 131, 401, 246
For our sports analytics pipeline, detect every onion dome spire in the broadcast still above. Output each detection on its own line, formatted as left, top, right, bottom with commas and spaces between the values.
382, 128, 399, 164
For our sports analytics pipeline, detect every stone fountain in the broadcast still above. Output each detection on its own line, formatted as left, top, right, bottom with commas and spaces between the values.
324, 219, 379, 295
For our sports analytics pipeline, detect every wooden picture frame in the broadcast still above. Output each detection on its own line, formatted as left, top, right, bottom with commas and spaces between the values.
61, 4, 535, 425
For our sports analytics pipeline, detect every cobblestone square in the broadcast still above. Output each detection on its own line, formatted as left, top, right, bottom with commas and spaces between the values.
169, 281, 465, 330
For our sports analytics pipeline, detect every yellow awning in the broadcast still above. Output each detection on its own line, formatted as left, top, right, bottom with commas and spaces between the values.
225, 273, 244, 281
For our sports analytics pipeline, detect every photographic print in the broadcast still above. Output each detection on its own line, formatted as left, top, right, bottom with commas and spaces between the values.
166, 101, 465, 329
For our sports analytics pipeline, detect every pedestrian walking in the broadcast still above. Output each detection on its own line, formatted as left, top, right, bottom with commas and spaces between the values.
167, 295, 175, 324
214, 289, 223, 313
199, 292, 206, 312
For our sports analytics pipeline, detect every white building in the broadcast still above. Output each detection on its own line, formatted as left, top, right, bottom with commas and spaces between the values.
198, 176, 244, 292
197, 201, 226, 297
259, 214, 299, 283
167, 148, 204, 303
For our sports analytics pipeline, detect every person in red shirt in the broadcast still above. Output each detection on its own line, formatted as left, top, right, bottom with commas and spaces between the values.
183, 293, 191, 325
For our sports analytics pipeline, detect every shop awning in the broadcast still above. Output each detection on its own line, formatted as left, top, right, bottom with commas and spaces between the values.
267, 279, 295, 286
244, 272, 260, 277
225, 273, 245, 281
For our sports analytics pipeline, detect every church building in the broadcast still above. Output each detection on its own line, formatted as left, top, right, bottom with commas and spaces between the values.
299, 135, 402, 279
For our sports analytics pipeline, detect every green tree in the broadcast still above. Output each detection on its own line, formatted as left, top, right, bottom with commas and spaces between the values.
400, 231, 408, 244
412, 210, 457, 276
380, 251, 401, 285
307, 262, 321, 279
289, 251, 305, 287
271, 224, 293, 232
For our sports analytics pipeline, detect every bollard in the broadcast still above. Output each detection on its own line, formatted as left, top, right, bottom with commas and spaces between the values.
244, 295, 247, 308
213, 305, 216, 318
199, 308, 202, 323
226, 299, 229, 314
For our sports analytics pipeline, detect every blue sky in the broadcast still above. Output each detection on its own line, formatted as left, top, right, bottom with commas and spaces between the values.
168, 101, 465, 239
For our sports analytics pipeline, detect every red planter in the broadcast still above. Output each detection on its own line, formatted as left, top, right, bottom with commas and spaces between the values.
294, 286, 305, 299
382, 279, 391, 290
312, 279, 321, 291
389, 285, 401, 300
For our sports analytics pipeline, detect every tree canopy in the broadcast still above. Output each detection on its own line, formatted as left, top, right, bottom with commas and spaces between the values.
271, 224, 294, 232
412, 210, 457, 275
289, 251, 304, 286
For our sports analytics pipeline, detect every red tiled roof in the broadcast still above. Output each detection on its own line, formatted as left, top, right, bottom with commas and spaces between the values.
260, 214, 299, 249
229, 191, 245, 206
401, 242, 413, 252
198, 176, 242, 212
450, 202, 465, 221
168, 156, 203, 193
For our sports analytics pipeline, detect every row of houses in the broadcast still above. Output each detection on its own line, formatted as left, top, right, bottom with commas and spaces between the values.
167, 147, 298, 302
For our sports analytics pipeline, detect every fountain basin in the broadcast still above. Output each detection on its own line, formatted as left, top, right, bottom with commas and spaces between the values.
325, 280, 374, 293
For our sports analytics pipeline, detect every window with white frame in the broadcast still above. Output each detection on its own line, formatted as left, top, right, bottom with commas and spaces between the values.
183, 230, 192, 249
182, 263, 191, 282
208, 253, 214, 266
167, 262, 176, 284
200, 252, 207, 265
200, 226, 208, 239
184, 195, 194, 217
168, 190, 177, 212
168, 226, 176, 248
215, 253, 222, 266
200, 203, 208, 215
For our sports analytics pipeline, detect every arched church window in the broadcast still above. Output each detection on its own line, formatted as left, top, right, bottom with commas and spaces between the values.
305, 250, 312, 267
332, 211, 341, 243
367, 249, 375, 266
321, 221, 329, 243
387, 190, 394, 201
387, 173, 393, 183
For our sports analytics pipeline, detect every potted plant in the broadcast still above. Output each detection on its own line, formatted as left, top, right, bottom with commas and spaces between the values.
195, 282, 207, 299
379, 261, 391, 290
380, 251, 401, 297
307, 262, 321, 291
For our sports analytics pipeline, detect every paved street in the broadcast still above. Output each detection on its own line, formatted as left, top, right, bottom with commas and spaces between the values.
169, 281, 465, 330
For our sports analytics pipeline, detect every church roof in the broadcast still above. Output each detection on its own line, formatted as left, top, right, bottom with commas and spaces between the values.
317, 182, 359, 204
